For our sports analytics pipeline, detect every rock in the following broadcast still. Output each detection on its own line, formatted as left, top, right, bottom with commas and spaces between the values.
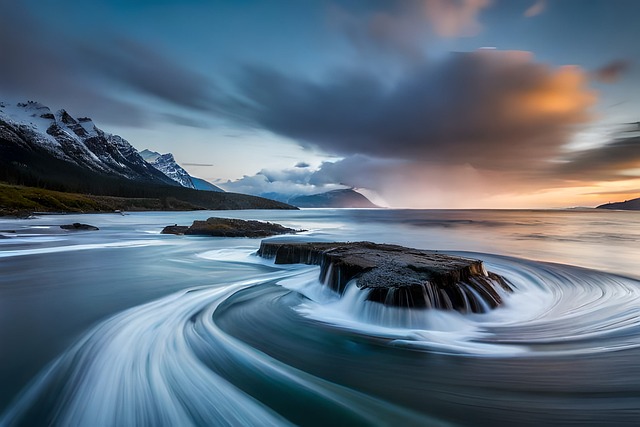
257, 241, 512, 313
161, 217, 299, 237
161, 224, 190, 235
60, 223, 99, 231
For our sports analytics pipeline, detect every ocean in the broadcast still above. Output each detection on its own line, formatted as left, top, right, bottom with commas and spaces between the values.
1, 209, 640, 426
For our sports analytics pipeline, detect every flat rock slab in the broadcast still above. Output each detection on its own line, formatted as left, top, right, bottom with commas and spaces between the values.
60, 223, 99, 231
258, 241, 512, 313
162, 217, 298, 238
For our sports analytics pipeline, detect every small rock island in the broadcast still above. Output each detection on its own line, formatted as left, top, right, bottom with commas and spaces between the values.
162, 217, 299, 238
258, 241, 512, 313
60, 223, 99, 231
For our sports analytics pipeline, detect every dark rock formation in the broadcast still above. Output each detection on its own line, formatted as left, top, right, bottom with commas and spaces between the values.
162, 217, 299, 237
161, 224, 190, 235
60, 223, 99, 231
258, 241, 512, 313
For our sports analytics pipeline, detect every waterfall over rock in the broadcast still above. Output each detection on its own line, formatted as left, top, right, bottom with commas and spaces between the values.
258, 241, 512, 313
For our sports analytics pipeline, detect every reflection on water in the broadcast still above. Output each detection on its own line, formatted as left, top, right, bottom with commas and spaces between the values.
1, 209, 640, 425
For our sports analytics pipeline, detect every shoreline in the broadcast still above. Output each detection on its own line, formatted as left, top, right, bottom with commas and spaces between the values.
0, 182, 297, 218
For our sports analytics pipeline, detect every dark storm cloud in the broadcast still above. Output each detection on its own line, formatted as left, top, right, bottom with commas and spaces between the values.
0, 1, 217, 125
0, 0, 145, 126
160, 113, 210, 129
0, 2, 69, 95
557, 134, 640, 181
234, 50, 595, 171
82, 39, 219, 112
593, 59, 632, 83
308, 156, 400, 189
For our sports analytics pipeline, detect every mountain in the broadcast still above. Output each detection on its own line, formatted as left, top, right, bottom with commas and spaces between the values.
0, 101, 296, 212
289, 189, 378, 208
140, 149, 224, 192
597, 197, 640, 210
0, 101, 177, 191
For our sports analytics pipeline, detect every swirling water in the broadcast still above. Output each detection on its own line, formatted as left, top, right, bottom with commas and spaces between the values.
1, 209, 640, 426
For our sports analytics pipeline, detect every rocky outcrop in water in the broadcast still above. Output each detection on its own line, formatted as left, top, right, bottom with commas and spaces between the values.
162, 218, 299, 238
258, 241, 512, 313
60, 223, 99, 231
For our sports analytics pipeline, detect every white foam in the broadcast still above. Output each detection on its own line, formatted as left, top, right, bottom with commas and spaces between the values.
0, 240, 172, 258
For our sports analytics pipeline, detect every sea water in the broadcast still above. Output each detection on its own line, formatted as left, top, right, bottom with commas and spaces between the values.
1, 209, 639, 426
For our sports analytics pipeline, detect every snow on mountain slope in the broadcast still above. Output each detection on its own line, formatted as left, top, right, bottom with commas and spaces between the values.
0, 101, 176, 185
140, 149, 195, 188
141, 149, 224, 192
191, 177, 224, 192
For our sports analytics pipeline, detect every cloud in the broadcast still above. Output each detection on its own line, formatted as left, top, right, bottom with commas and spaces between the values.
556, 132, 640, 181
593, 59, 632, 83
225, 129, 640, 207
0, 1, 220, 126
160, 113, 210, 129
328, 0, 492, 61
82, 38, 218, 112
0, 1, 145, 126
233, 50, 595, 173
221, 165, 347, 200
524, 0, 546, 18
423, 0, 492, 37
223, 155, 522, 208
584, 188, 640, 196
220, 49, 606, 207
331, 8, 424, 60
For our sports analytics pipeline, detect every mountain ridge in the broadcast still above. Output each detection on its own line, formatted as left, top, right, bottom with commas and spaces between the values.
597, 197, 640, 211
289, 189, 378, 208
0, 101, 176, 185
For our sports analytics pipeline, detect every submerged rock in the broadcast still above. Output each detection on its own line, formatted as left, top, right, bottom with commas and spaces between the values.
162, 217, 298, 238
257, 241, 512, 313
60, 223, 99, 231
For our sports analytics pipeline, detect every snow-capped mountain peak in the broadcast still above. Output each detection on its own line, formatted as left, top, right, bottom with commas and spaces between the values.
140, 148, 224, 192
0, 100, 225, 193
0, 101, 176, 185
140, 149, 194, 188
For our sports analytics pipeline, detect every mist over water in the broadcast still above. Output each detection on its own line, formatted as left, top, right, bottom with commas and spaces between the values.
1, 209, 640, 426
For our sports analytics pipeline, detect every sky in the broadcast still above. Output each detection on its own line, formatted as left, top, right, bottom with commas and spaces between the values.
2, 0, 640, 208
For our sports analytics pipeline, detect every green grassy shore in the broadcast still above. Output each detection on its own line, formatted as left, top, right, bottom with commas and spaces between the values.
0, 183, 206, 217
